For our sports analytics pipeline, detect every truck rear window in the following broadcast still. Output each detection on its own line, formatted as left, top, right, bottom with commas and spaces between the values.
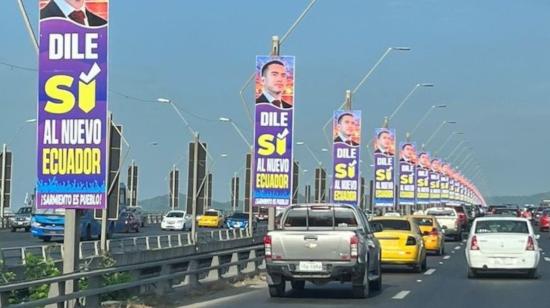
283, 207, 358, 228
413, 218, 433, 226
475, 220, 529, 234
426, 210, 455, 217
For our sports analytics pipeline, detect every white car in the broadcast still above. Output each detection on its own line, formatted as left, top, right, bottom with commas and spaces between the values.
161, 210, 192, 231
465, 217, 540, 278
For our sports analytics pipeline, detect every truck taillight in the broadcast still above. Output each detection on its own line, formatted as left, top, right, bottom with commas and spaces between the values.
350, 235, 359, 259
264, 235, 272, 259
470, 235, 479, 250
526, 236, 535, 251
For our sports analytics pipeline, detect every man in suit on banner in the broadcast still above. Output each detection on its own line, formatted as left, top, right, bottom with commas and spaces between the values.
40, 0, 107, 26
256, 60, 292, 109
334, 113, 359, 146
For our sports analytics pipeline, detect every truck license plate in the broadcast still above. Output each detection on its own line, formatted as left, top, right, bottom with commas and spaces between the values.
298, 261, 323, 272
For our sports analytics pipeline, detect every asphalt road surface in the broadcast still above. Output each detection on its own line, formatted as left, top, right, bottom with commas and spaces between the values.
175, 234, 550, 308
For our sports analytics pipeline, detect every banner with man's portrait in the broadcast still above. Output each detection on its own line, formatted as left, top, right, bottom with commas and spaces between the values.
440, 162, 450, 204
252, 56, 295, 207
37, 0, 109, 209
415, 151, 431, 205
331, 110, 361, 206
429, 158, 442, 205
398, 142, 416, 206
373, 128, 395, 207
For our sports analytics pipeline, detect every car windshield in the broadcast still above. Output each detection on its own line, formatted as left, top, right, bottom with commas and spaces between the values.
413, 218, 433, 226
283, 207, 358, 228
494, 208, 517, 215
426, 210, 455, 217
204, 212, 218, 217
230, 213, 248, 219
17, 207, 32, 214
166, 212, 184, 218
35, 208, 66, 215
375, 220, 411, 231
475, 220, 529, 234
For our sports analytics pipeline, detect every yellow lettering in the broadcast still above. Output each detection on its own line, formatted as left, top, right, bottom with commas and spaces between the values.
78, 80, 96, 113
258, 134, 275, 156
44, 75, 75, 114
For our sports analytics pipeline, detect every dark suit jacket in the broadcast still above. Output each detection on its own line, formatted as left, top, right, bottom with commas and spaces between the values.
256, 93, 292, 109
333, 136, 359, 146
40, 0, 107, 26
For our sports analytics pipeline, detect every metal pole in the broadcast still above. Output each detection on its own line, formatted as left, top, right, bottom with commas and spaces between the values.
63, 209, 80, 308
171, 164, 176, 210
410, 106, 434, 137
100, 115, 112, 253
191, 134, 199, 244
0, 144, 5, 218
248, 146, 255, 234
16, 0, 39, 53
267, 35, 281, 232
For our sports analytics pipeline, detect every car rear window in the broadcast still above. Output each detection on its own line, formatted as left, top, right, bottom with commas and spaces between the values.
204, 212, 218, 217
230, 213, 248, 219
283, 207, 358, 228
426, 210, 455, 217
167, 212, 184, 218
375, 220, 410, 231
413, 218, 433, 226
475, 220, 529, 234
452, 207, 465, 213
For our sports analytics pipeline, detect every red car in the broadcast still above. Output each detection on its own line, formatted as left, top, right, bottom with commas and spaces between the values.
539, 213, 550, 232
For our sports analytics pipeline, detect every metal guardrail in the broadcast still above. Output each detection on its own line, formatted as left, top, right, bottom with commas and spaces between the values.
0, 227, 263, 267
0, 244, 265, 307
0, 218, 11, 229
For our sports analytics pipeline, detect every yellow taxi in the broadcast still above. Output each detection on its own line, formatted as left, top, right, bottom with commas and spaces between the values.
409, 215, 445, 256
197, 210, 224, 228
370, 216, 427, 272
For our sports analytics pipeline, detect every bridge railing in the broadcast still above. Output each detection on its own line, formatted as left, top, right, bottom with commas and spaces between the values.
0, 244, 265, 308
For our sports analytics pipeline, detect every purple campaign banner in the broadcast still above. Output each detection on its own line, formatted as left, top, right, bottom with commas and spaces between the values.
398, 142, 416, 206
415, 151, 431, 205
429, 159, 442, 204
373, 128, 396, 207
440, 163, 450, 204
37, 2, 109, 209
253, 56, 295, 207
332, 110, 361, 206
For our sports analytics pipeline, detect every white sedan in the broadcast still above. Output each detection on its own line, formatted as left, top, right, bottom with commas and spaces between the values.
161, 210, 192, 231
465, 217, 540, 278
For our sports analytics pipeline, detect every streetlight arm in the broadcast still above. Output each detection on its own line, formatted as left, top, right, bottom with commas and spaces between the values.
388, 84, 419, 121
230, 122, 252, 148
304, 143, 322, 166
424, 122, 445, 149
410, 107, 434, 137
446, 140, 465, 160
352, 47, 392, 95
435, 133, 458, 155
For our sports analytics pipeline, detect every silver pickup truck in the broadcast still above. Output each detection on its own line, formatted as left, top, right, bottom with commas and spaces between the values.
264, 204, 382, 298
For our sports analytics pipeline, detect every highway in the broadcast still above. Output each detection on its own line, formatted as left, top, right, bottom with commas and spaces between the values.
175, 235, 550, 308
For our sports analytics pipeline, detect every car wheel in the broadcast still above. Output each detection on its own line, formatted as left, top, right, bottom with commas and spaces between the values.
527, 269, 538, 279
268, 280, 286, 298
438, 245, 444, 256
467, 267, 477, 279
25, 227, 30, 232
421, 257, 427, 271
11, 227, 16, 232
290, 280, 305, 290
352, 271, 370, 298
370, 262, 382, 292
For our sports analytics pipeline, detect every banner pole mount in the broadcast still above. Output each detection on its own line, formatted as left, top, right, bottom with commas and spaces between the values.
406, 132, 411, 142
271, 36, 280, 56
344, 90, 352, 110
382, 116, 389, 128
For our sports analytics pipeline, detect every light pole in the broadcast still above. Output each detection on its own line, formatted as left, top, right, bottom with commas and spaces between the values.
446, 140, 466, 160
219, 116, 254, 234
322, 47, 411, 141
423, 121, 457, 150
296, 141, 323, 166
449, 144, 470, 163
409, 105, 446, 138
435, 132, 463, 156
387, 83, 435, 124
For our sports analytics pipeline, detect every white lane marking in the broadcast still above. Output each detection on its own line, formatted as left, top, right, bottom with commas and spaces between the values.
544, 257, 550, 262
416, 279, 422, 282
393, 290, 411, 299
439, 262, 444, 265
454, 246, 461, 250
451, 251, 455, 254
462, 239, 467, 243
443, 256, 451, 260
424, 269, 436, 275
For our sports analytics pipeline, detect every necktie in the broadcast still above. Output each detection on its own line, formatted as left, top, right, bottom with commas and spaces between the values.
69, 10, 86, 25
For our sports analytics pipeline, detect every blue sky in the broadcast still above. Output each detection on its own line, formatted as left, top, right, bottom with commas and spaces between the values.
1, 0, 550, 206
